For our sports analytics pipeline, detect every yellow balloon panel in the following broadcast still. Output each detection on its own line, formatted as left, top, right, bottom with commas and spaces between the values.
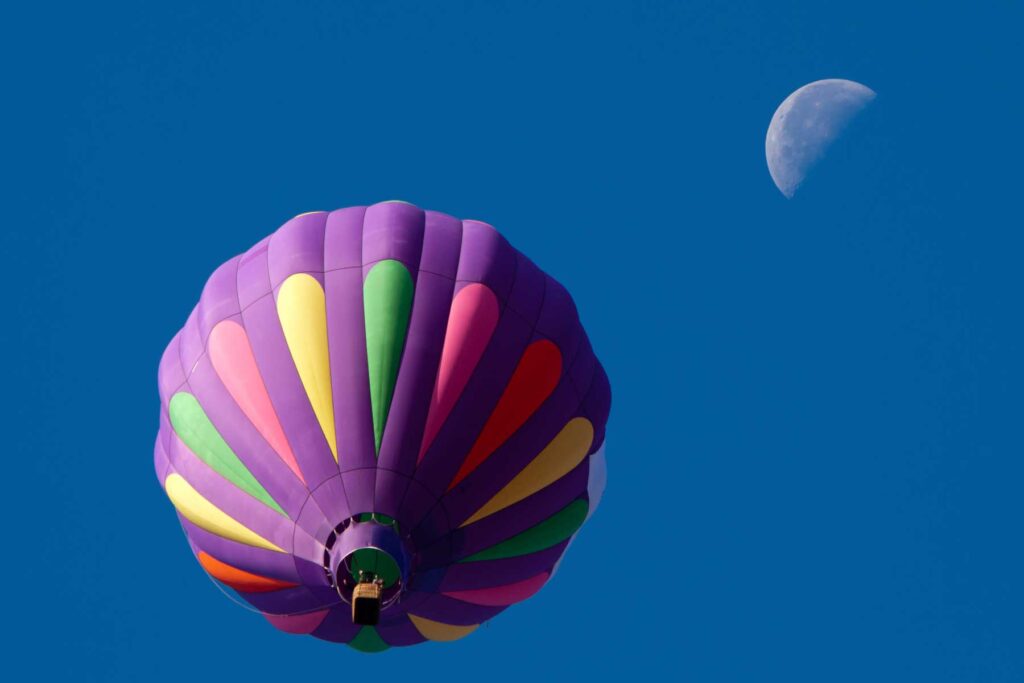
276, 274, 338, 461
461, 417, 594, 527
164, 473, 284, 552
408, 614, 479, 642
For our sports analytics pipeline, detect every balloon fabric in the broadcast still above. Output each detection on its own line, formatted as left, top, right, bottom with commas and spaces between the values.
154, 201, 611, 652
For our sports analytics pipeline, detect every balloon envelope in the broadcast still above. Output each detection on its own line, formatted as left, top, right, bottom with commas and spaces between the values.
154, 202, 611, 651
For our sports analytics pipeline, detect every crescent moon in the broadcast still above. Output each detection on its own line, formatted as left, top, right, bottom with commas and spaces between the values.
766, 79, 876, 198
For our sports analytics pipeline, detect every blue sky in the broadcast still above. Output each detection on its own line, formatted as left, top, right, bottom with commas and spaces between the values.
4, 2, 1023, 680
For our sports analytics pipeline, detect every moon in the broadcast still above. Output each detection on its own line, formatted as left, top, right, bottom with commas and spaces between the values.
766, 79, 876, 198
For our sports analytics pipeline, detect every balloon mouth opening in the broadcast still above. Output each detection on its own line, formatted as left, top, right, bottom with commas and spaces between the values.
323, 515, 411, 620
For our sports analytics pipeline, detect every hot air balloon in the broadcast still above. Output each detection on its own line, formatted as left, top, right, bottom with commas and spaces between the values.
154, 201, 611, 652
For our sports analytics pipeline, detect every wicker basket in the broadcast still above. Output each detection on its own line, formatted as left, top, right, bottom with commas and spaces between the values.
352, 581, 383, 625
